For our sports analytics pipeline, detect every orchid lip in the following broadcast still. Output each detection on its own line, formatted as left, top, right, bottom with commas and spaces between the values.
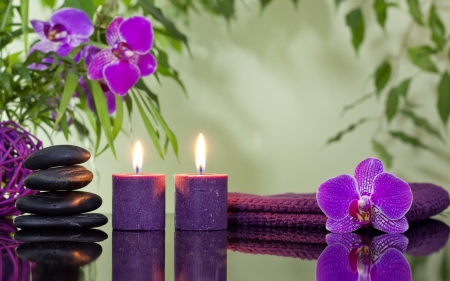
349, 196, 372, 225
46, 24, 68, 42
112, 42, 135, 60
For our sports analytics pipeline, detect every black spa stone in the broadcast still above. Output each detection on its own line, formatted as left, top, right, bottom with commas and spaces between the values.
16, 191, 102, 216
23, 165, 93, 191
16, 241, 102, 266
14, 229, 108, 243
14, 213, 108, 229
24, 145, 91, 170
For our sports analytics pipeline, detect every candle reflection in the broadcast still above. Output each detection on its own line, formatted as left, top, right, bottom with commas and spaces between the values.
113, 230, 165, 281
175, 230, 227, 281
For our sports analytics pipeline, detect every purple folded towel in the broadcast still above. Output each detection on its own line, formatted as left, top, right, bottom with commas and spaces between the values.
228, 182, 450, 229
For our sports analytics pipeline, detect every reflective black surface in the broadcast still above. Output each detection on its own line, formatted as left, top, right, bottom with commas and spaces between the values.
3, 214, 450, 280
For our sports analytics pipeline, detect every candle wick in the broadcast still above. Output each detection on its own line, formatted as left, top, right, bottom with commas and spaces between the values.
199, 166, 203, 175
135, 165, 140, 175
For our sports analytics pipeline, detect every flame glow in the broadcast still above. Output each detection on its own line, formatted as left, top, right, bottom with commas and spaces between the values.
196, 134, 206, 174
133, 141, 143, 174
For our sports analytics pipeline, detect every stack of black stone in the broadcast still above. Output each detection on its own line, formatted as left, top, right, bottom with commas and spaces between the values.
13, 145, 108, 230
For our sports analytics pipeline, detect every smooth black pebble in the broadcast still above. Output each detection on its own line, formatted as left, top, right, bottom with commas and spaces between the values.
24, 145, 91, 170
14, 229, 108, 243
14, 213, 108, 229
16, 241, 102, 266
16, 191, 102, 216
23, 165, 93, 191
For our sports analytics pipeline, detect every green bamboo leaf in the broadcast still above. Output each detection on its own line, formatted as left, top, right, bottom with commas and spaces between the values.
138, 0, 188, 48
260, 0, 274, 10
335, 0, 344, 9
141, 95, 179, 160
40, 0, 56, 8
291, 0, 300, 7
389, 131, 429, 149
429, 5, 446, 51
15, 65, 32, 86
345, 8, 365, 53
133, 92, 164, 159
385, 88, 399, 122
374, 60, 391, 94
341, 92, 374, 116
373, 0, 396, 29
134, 79, 159, 106
438, 72, 450, 125
406, 0, 423, 26
385, 79, 411, 122
327, 118, 370, 144
0, 72, 11, 93
90, 80, 117, 159
97, 95, 124, 155
401, 109, 444, 142
61, 0, 96, 18
372, 140, 393, 168
407, 46, 437, 73
20, 0, 29, 54
54, 72, 78, 127
59, 112, 70, 141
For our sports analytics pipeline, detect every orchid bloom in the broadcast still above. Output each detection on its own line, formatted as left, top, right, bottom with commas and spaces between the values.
317, 158, 413, 233
317, 233, 412, 281
87, 16, 157, 95
29, 8, 93, 69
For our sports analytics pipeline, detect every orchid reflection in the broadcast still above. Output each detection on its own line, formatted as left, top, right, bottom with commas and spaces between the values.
316, 233, 412, 281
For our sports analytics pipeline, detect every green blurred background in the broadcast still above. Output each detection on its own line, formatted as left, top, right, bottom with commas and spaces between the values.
30, 0, 450, 214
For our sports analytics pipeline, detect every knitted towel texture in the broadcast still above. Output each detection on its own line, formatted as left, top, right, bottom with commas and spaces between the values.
227, 219, 449, 259
228, 182, 450, 229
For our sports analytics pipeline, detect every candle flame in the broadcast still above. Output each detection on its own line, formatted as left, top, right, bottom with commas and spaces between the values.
133, 141, 143, 174
196, 133, 206, 174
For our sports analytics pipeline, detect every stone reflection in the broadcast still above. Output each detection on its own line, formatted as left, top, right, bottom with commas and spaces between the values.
113, 230, 165, 281
316, 233, 412, 281
14, 228, 107, 281
175, 230, 227, 281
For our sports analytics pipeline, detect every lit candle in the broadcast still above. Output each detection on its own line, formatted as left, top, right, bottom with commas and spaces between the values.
174, 134, 228, 230
112, 141, 165, 230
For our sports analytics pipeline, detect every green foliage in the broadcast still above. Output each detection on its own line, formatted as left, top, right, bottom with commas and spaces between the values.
438, 72, 450, 125
374, 61, 391, 94
372, 140, 392, 168
408, 46, 438, 73
329, 0, 450, 168
345, 8, 365, 53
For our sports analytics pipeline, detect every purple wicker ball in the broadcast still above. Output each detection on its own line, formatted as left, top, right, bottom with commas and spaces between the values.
0, 121, 43, 216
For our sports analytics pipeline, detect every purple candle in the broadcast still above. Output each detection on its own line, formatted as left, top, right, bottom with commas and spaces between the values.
112, 141, 165, 230
113, 230, 165, 281
174, 134, 228, 230
175, 230, 227, 281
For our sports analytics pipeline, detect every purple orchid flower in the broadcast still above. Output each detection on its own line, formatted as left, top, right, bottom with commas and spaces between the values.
317, 233, 412, 281
317, 158, 413, 233
29, 8, 93, 69
87, 16, 157, 96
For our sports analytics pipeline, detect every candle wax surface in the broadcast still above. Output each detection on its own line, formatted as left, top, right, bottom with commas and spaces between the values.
174, 173, 228, 230
112, 173, 165, 231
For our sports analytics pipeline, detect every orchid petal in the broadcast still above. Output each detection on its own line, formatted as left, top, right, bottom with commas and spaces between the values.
372, 206, 409, 233
354, 158, 384, 196
326, 233, 363, 251
106, 17, 124, 47
370, 234, 408, 264
87, 49, 116, 80
370, 249, 412, 281
104, 61, 140, 96
30, 20, 50, 41
326, 216, 362, 233
316, 244, 358, 281
131, 53, 157, 76
119, 16, 153, 54
317, 174, 359, 220
82, 45, 101, 68
50, 8, 93, 38
55, 43, 73, 57
371, 173, 412, 220
28, 41, 59, 70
